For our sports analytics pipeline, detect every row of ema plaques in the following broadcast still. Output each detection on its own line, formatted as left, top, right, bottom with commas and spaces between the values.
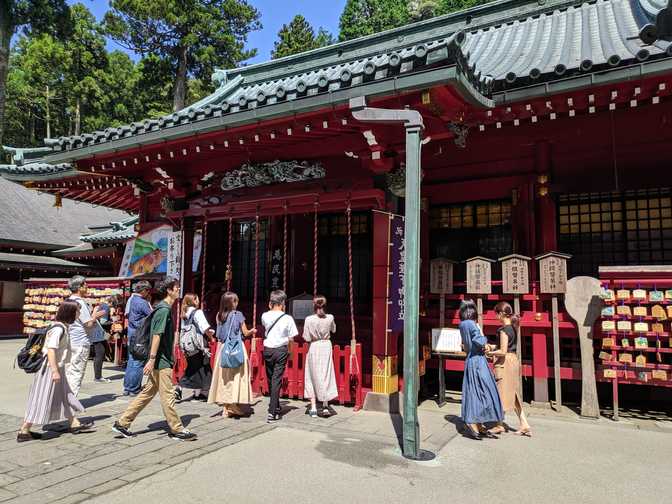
430, 252, 571, 296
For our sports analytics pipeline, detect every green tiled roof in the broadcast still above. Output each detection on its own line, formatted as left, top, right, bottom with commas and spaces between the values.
634, 0, 672, 43
4, 0, 672, 166
80, 216, 138, 244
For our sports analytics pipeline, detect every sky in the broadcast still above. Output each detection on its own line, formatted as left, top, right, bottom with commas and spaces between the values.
69, 0, 347, 65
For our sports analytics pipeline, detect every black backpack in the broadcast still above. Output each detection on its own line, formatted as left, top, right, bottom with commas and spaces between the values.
16, 323, 65, 373
129, 307, 160, 362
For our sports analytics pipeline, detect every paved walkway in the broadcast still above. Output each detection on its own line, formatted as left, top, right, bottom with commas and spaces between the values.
0, 340, 669, 503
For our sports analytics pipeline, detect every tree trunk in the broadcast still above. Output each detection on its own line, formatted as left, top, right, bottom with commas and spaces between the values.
0, 9, 13, 147
45, 85, 51, 139
172, 44, 188, 111
74, 97, 81, 136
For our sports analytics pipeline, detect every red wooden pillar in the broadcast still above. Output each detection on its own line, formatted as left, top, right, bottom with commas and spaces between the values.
532, 327, 550, 403
534, 141, 557, 254
531, 142, 556, 403
371, 211, 399, 396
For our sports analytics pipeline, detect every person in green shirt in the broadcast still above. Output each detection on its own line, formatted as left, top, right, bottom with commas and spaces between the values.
112, 277, 197, 441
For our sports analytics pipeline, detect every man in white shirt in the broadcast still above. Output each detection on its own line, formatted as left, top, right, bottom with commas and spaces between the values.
261, 290, 298, 423
66, 276, 105, 396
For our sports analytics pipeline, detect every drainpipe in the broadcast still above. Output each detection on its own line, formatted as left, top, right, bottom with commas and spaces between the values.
350, 96, 433, 461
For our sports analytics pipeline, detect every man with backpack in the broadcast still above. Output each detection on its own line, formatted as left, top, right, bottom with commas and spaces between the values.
123, 281, 152, 396
112, 277, 197, 441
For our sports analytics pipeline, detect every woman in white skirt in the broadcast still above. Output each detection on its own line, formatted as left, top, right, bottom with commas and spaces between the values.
303, 295, 338, 418
18, 301, 92, 442
208, 292, 256, 418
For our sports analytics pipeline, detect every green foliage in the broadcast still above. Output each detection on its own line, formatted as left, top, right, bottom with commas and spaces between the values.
435, 0, 493, 15
271, 15, 334, 60
103, 0, 261, 110
338, 0, 410, 41
339, 0, 495, 40
0, 0, 72, 143
4, 3, 174, 147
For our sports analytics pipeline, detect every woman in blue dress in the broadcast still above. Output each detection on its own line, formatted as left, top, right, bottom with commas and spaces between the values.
459, 299, 504, 440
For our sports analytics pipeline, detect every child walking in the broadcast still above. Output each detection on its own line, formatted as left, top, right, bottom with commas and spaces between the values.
261, 290, 298, 423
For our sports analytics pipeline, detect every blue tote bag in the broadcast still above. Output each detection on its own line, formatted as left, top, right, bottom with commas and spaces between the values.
219, 312, 245, 369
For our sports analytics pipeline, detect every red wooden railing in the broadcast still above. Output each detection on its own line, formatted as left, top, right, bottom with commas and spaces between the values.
173, 338, 363, 410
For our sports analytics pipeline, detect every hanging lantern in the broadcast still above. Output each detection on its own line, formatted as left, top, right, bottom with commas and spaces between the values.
53, 193, 62, 208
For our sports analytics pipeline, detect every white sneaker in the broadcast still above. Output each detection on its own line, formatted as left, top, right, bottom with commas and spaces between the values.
94, 378, 112, 383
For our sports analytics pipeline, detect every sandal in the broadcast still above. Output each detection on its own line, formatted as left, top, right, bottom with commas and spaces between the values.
514, 428, 532, 437
16, 431, 42, 443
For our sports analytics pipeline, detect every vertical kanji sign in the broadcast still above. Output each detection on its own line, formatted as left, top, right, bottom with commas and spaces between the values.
388, 214, 405, 332
500, 254, 531, 294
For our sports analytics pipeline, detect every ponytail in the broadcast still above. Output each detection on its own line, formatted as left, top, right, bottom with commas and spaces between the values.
494, 301, 520, 331
313, 295, 327, 318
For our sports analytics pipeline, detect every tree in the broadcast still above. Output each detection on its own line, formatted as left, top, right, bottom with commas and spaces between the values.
339, 0, 495, 41
104, 0, 262, 112
62, 3, 108, 136
271, 15, 334, 60
0, 0, 71, 144
4, 3, 175, 146
338, 0, 409, 42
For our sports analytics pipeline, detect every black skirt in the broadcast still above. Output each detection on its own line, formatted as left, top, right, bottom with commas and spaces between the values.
179, 351, 212, 392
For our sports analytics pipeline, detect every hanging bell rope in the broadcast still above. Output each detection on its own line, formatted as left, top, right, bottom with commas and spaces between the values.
313, 200, 319, 297
346, 200, 360, 379
226, 217, 233, 292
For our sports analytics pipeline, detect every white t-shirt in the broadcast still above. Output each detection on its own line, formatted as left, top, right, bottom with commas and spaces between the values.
261, 311, 298, 349
184, 307, 211, 334
43, 323, 70, 368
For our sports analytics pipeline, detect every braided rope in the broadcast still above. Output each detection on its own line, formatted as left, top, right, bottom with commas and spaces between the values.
346, 202, 357, 360
313, 201, 319, 296
226, 217, 233, 292
200, 219, 208, 306
283, 207, 288, 292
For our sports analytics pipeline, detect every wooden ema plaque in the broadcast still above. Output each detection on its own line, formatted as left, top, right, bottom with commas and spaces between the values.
465, 256, 494, 294
430, 258, 455, 294
499, 254, 531, 294
535, 252, 571, 294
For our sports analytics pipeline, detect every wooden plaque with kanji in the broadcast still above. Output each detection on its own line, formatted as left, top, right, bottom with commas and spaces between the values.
430, 259, 455, 294
536, 252, 571, 294
466, 257, 493, 294
499, 254, 530, 294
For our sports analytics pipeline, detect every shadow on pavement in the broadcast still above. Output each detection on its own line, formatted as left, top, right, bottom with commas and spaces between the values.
143, 413, 201, 433
80, 393, 118, 408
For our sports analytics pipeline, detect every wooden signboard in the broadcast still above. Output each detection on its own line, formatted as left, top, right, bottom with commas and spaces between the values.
465, 257, 494, 294
430, 259, 455, 294
288, 293, 314, 320
499, 254, 531, 294
536, 252, 571, 294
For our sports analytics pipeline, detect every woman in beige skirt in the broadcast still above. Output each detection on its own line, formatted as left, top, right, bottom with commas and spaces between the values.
208, 292, 256, 418
18, 301, 91, 442
486, 301, 531, 436
303, 295, 338, 418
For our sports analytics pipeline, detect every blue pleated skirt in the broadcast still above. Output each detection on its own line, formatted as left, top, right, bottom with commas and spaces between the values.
461, 354, 504, 424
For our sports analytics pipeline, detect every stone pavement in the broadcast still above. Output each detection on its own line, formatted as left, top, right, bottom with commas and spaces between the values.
0, 339, 669, 503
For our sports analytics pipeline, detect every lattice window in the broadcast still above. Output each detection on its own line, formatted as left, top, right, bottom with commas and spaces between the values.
318, 212, 371, 302
430, 200, 512, 261
558, 189, 672, 275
